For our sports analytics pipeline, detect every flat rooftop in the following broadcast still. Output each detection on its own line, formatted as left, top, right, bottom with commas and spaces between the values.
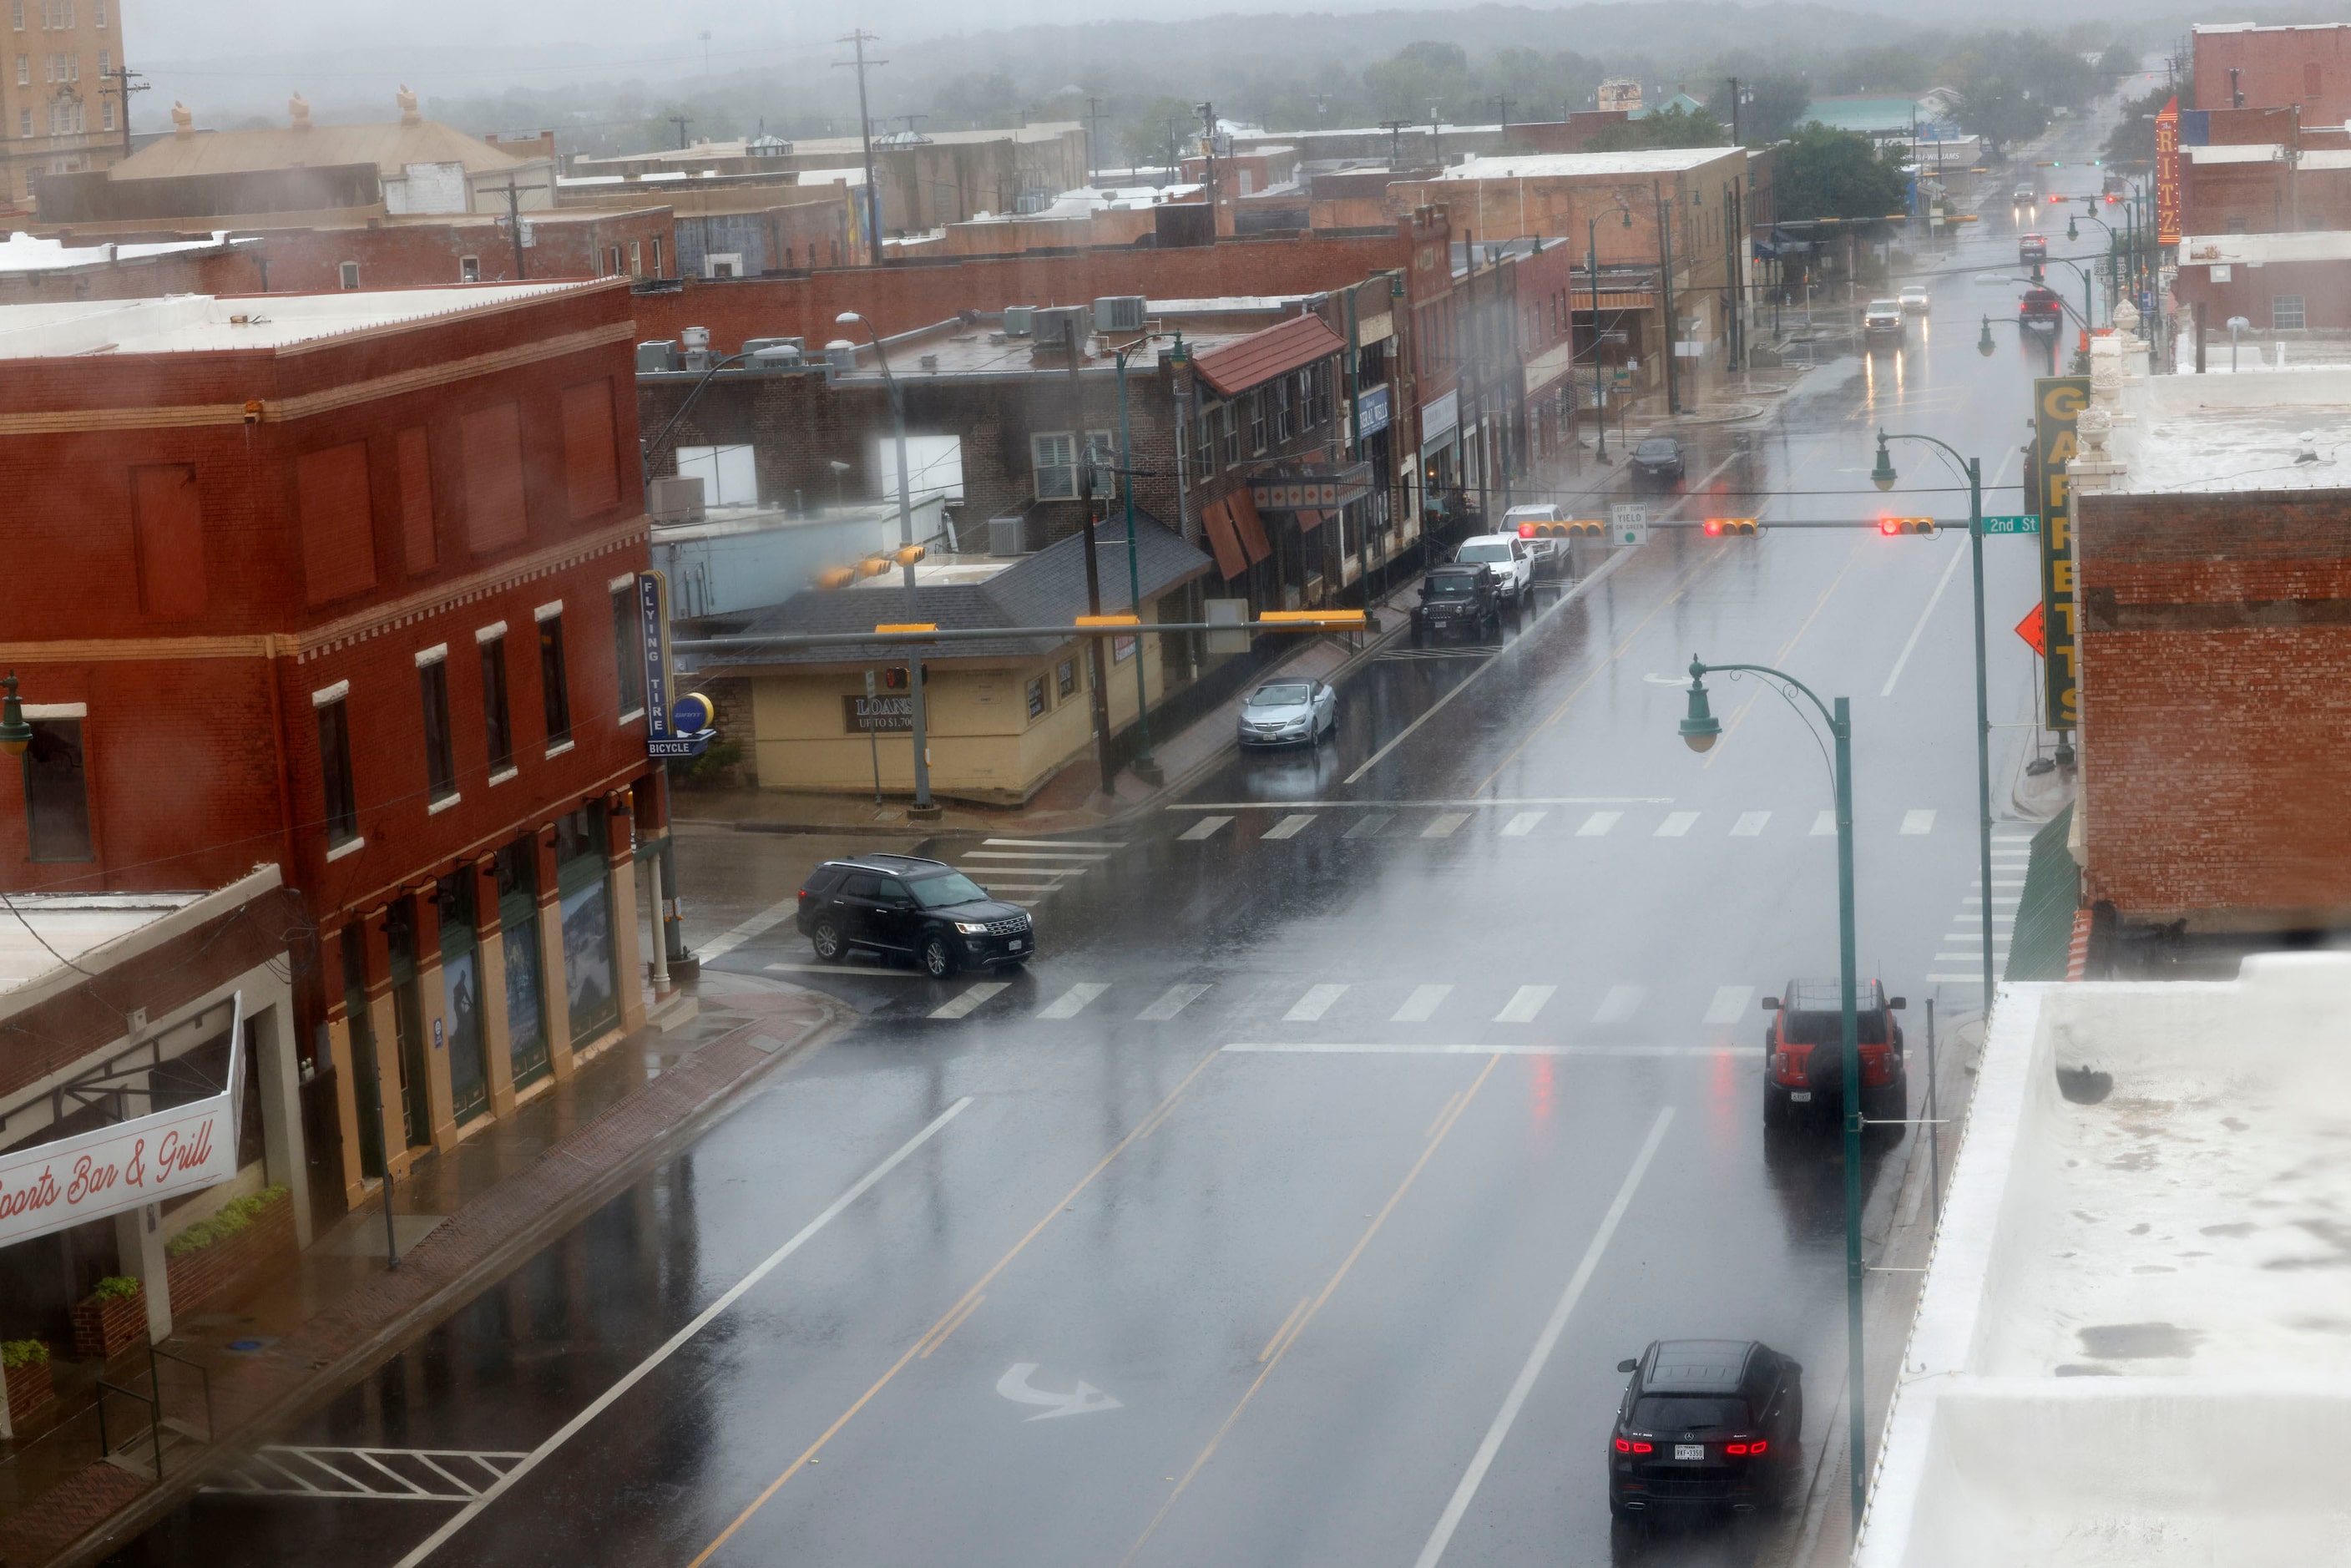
2101, 363, 2351, 493
1433, 146, 1740, 180
0, 893, 203, 994
0, 282, 591, 357
1861, 957, 2351, 1566
0, 230, 250, 273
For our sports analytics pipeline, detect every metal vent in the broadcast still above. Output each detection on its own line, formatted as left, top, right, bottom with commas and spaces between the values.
1002, 306, 1036, 336
987, 517, 1029, 556
1092, 296, 1146, 335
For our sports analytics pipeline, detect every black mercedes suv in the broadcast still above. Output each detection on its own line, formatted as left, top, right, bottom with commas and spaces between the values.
795, 854, 1034, 978
1608, 1339, 1802, 1517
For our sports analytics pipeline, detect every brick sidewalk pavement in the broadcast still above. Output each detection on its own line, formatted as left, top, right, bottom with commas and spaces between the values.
7, 974, 851, 1568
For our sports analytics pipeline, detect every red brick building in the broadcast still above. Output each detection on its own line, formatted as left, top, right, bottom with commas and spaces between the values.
2193, 23, 2351, 129
0, 278, 665, 1216
2174, 230, 2351, 334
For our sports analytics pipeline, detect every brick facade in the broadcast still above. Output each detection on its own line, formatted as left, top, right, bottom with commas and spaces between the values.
2194, 23, 2351, 129
2075, 487, 2351, 926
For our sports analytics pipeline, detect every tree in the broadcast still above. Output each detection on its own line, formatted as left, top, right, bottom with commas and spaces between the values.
1773, 124, 1910, 220
1582, 102, 1727, 153
2101, 77, 2182, 169
1119, 94, 1198, 172
1365, 41, 1472, 123
1954, 76, 2047, 156
1729, 73, 1811, 144
2097, 43, 2137, 77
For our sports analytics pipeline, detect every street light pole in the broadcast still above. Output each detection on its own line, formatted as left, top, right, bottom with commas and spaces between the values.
1676, 659, 1866, 1541
1112, 343, 1162, 785
839, 311, 938, 817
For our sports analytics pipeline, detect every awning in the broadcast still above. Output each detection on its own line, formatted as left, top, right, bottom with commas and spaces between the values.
1200, 498, 1247, 579
1297, 508, 1327, 532
1229, 486, 1272, 563
2004, 803, 2082, 983
1193, 311, 1347, 398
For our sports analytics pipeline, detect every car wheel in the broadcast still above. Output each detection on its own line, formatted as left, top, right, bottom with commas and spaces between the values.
919, 933, 956, 979
810, 918, 844, 962
1762, 1083, 1789, 1129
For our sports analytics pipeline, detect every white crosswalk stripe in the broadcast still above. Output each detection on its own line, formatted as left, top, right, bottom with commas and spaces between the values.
1593, 984, 1646, 1024
1901, 809, 1937, 836
1422, 812, 1472, 838
1494, 985, 1555, 1023
1704, 984, 1754, 1024
1576, 811, 1621, 837
930, 982, 1008, 1020
1285, 984, 1349, 1021
1036, 983, 1109, 1019
960, 849, 1110, 861
983, 838, 1125, 850
1731, 812, 1770, 837
1138, 984, 1211, 1021
1812, 810, 1837, 837
1263, 814, 1318, 840
1344, 814, 1393, 839
1176, 816, 1232, 842
1393, 984, 1452, 1022
1655, 812, 1699, 837
1499, 811, 1546, 837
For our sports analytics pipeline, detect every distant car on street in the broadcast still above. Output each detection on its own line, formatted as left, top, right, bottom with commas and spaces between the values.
1412, 563, 1502, 641
1898, 284, 1930, 313
1629, 436, 1686, 486
1759, 979, 1907, 1126
2011, 186, 2035, 205
2020, 286, 2065, 331
796, 854, 1034, 978
1863, 300, 1905, 339
1454, 534, 1534, 604
1237, 679, 1336, 749
1609, 1339, 1804, 1518
2019, 232, 2048, 262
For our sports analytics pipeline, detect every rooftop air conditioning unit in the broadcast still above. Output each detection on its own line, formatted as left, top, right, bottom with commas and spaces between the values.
635, 339, 682, 373
1002, 306, 1037, 336
680, 325, 711, 352
1093, 296, 1147, 335
648, 474, 705, 524
743, 335, 803, 355
988, 516, 1030, 557
825, 339, 858, 372
1031, 306, 1087, 351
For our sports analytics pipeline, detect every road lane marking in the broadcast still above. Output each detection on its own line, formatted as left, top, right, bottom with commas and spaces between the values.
1499, 811, 1546, 837
1176, 816, 1231, 842
1284, 984, 1349, 1022
691, 1050, 1225, 1568
916, 1292, 985, 1359
1881, 539, 1967, 697
982, 838, 1123, 849
1704, 985, 1755, 1024
1263, 814, 1318, 840
1654, 812, 1699, 837
392, 1098, 973, 1568
1121, 1054, 1507, 1565
1425, 1090, 1464, 1139
960, 864, 1085, 878
1421, 812, 1472, 838
1413, 1108, 1676, 1568
1928, 974, 1994, 983
1224, 1043, 1756, 1057
1576, 811, 1621, 837
929, 983, 1008, 1020
1493, 985, 1555, 1023
1037, 984, 1110, 1019
1901, 809, 1937, 835
1393, 984, 1452, 1022
959, 849, 1111, 861
698, 893, 802, 964
766, 963, 923, 979
1730, 811, 1771, 837
1137, 984, 1211, 1020
1258, 1298, 1311, 1363
1812, 810, 1837, 837
1344, 813, 1393, 839
1592, 985, 1646, 1024
1169, 797, 1671, 809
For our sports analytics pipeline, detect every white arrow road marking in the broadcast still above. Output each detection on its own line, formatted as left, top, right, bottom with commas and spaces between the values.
995, 1363, 1123, 1421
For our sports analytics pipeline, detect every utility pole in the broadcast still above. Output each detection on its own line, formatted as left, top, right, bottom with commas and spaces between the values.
1655, 180, 1681, 415
666, 114, 691, 150
1492, 94, 1513, 142
1429, 101, 1442, 165
1726, 75, 1741, 146
1064, 349, 1116, 793
836, 29, 886, 265
1162, 117, 1186, 183
1085, 95, 1102, 182
1379, 119, 1410, 169
496, 178, 528, 281
103, 64, 145, 161
1196, 100, 1218, 234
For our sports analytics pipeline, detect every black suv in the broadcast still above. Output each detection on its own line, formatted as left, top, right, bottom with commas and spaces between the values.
795, 854, 1034, 978
1412, 563, 1502, 640
1608, 1339, 1802, 1517
1761, 979, 1906, 1127
1630, 436, 1686, 485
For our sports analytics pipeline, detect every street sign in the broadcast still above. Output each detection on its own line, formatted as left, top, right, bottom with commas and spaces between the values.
1611, 503, 1649, 546
2014, 602, 2046, 657
1979, 514, 2040, 534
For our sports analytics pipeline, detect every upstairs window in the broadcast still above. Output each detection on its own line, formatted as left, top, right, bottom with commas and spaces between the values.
1032, 432, 1077, 500
316, 692, 358, 847
537, 609, 572, 747
417, 651, 456, 805
479, 634, 514, 773
21, 712, 90, 862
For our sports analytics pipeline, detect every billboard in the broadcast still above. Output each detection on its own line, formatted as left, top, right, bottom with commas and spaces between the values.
2155, 96, 2181, 247
2031, 377, 2089, 732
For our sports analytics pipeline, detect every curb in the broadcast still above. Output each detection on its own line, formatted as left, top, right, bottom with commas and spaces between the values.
46, 986, 859, 1568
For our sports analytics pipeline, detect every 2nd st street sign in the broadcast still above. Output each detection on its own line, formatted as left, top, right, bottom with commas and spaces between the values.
1979, 514, 2040, 534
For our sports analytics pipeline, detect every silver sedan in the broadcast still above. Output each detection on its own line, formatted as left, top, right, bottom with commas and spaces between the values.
1237, 679, 1337, 748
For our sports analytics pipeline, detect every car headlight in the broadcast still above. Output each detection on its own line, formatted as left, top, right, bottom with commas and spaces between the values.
954, 921, 988, 934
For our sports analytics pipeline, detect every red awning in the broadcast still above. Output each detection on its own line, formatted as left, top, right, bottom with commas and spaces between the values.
1228, 487, 1272, 563
1192, 312, 1347, 398
1297, 508, 1327, 532
1200, 498, 1248, 579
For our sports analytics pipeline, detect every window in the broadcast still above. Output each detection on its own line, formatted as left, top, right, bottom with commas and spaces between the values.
17, 110, 27, 139
538, 610, 572, 746
458, 255, 479, 281
8, 3, 18, 30
612, 585, 645, 720
651, 235, 663, 276
317, 696, 358, 847
1272, 377, 1293, 443
479, 635, 513, 772
1032, 432, 1077, 499
1083, 427, 1115, 497
1249, 391, 1267, 453
1025, 675, 1048, 719
339, 260, 359, 290
418, 655, 456, 803
1220, 402, 1240, 468
95, 48, 105, 75
13, 56, 23, 85
1193, 401, 1216, 475
100, 99, 111, 131
93, 0, 102, 23
21, 715, 90, 861
1056, 658, 1077, 698
629, 239, 642, 276
2225, 217, 2248, 235
2273, 295, 2307, 331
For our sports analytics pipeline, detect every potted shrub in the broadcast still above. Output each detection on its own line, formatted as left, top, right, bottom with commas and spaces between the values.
70, 1277, 146, 1359
164, 1186, 294, 1316
2, 1339, 51, 1419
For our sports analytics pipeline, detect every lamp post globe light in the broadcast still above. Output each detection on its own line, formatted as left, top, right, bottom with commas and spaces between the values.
1676, 656, 1868, 1540
0, 671, 30, 757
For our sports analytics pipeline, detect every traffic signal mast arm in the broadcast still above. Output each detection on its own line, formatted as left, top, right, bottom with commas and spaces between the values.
673, 610, 1369, 654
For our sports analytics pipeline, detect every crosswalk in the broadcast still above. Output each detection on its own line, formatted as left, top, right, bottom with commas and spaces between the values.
1926, 828, 2034, 982
950, 837, 1125, 909
1166, 805, 1966, 845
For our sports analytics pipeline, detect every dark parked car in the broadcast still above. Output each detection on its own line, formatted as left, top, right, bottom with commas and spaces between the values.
1760, 979, 1907, 1126
796, 853, 1034, 978
1608, 1339, 1802, 1517
1630, 436, 1686, 485
1411, 563, 1502, 640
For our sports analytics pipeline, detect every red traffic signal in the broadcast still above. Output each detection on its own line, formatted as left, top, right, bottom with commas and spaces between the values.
1878, 516, 1937, 536
1518, 521, 1537, 538
1703, 518, 1759, 536
882, 666, 911, 690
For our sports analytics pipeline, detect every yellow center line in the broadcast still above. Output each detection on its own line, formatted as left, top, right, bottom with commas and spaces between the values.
1703, 536, 1867, 770
917, 1292, 986, 1360
1423, 1090, 1463, 1141
685, 1044, 1226, 1568
1119, 1052, 1506, 1566
1471, 546, 1725, 797
1257, 1297, 1311, 1363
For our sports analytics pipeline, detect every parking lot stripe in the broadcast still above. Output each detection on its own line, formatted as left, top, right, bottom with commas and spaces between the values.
1138, 984, 1212, 1021
1575, 811, 1621, 837
1422, 812, 1472, 838
1704, 985, 1754, 1024
930, 983, 1009, 1020
1176, 817, 1232, 842
1494, 985, 1555, 1023
1731, 811, 1771, 837
1036, 984, 1110, 1019
1654, 812, 1700, 837
1393, 984, 1452, 1022
1499, 811, 1546, 837
1263, 814, 1319, 840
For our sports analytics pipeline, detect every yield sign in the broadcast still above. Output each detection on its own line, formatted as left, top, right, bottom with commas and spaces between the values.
2014, 602, 2046, 657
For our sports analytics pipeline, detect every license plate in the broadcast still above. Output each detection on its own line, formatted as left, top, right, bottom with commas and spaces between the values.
1790, 1091, 1813, 1102
1675, 1444, 1705, 1461
1009, 938, 1025, 950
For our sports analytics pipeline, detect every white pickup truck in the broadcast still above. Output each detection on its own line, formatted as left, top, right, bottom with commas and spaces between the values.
1455, 533, 1534, 604
1499, 503, 1570, 574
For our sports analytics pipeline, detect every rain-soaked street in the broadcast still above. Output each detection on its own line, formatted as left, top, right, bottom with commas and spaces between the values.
110, 107, 2113, 1568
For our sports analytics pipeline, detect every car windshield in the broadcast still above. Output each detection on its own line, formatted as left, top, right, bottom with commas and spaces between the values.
1632, 1395, 1749, 1432
1457, 543, 1512, 564
1636, 440, 1676, 458
1869, 301, 1900, 311
1249, 683, 1312, 706
906, 872, 990, 908
1426, 576, 1474, 598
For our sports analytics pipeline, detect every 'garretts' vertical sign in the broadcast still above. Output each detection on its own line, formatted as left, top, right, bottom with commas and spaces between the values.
2033, 376, 2089, 731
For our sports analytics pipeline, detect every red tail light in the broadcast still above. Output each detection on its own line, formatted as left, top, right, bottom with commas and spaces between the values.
1615, 1438, 1630, 1453
1632, 1441, 1652, 1454
1518, 521, 1536, 538
1725, 1439, 1767, 1455
1727, 1443, 1747, 1455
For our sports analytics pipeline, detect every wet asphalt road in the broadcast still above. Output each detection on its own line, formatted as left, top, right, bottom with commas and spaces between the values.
114, 102, 2131, 1568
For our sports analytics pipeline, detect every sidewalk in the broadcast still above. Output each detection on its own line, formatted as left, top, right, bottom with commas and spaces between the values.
3, 968, 852, 1568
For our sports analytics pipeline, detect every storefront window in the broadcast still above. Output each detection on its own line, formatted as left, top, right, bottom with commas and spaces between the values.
496, 840, 550, 1089
437, 872, 488, 1125
555, 805, 619, 1044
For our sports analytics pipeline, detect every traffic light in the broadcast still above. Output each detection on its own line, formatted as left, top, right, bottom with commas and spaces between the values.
1563, 519, 1608, 538
893, 544, 927, 567
882, 666, 910, 690
1878, 516, 1937, 536
1703, 518, 1760, 536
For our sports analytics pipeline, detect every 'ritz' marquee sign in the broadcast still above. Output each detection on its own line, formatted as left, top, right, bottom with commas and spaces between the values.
637, 569, 720, 760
